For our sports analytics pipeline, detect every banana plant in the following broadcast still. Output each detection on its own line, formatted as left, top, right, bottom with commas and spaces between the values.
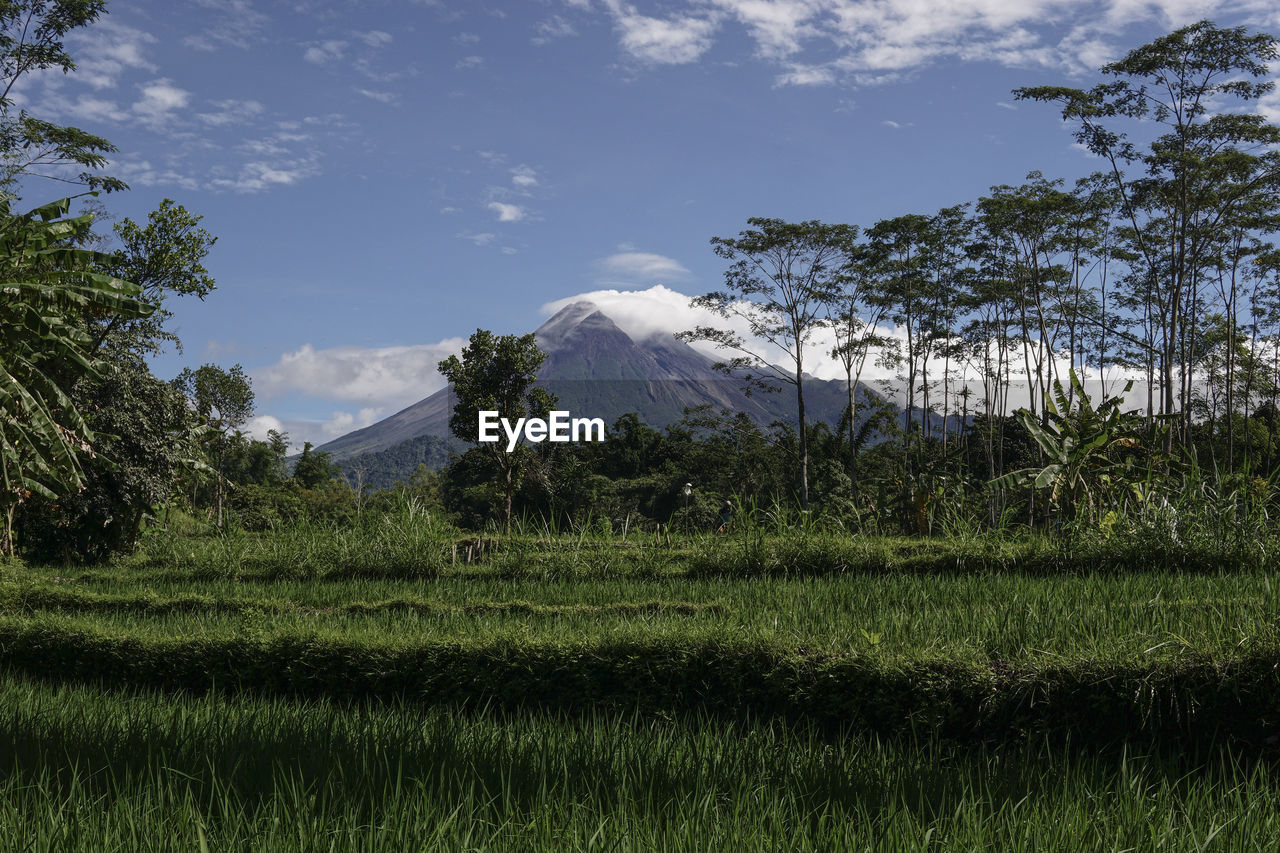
990, 369, 1144, 527
0, 196, 150, 556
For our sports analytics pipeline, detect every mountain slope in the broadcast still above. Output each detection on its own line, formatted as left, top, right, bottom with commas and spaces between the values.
316, 301, 875, 467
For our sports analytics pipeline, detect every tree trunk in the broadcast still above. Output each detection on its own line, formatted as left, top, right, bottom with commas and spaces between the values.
845, 367, 858, 494
1, 505, 14, 558
504, 462, 514, 533
796, 367, 809, 511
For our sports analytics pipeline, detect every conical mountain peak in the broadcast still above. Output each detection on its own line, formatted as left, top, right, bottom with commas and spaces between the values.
316, 296, 873, 482
533, 300, 604, 352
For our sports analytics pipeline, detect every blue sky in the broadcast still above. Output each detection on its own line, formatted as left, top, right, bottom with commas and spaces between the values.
13, 0, 1280, 447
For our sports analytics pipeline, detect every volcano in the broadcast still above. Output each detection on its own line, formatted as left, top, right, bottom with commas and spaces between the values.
315, 301, 876, 485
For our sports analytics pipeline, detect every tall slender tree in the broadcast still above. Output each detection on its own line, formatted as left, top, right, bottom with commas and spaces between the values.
680, 218, 855, 511
1017, 20, 1280, 450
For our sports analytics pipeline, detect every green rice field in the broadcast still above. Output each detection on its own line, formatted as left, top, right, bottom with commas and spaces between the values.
2, 522, 1279, 849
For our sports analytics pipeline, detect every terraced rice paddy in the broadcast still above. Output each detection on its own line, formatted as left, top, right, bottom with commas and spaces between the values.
2, 523, 1278, 849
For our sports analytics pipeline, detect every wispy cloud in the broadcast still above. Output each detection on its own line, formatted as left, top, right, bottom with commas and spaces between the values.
196, 98, 265, 126
775, 63, 835, 87
533, 15, 578, 45
594, 251, 692, 286
304, 39, 347, 64
356, 30, 393, 48
208, 159, 322, 193
184, 0, 270, 51
355, 87, 397, 104
114, 158, 201, 191
64, 20, 158, 89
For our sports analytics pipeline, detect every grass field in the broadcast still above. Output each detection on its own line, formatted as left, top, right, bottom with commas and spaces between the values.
2, 519, 1279, 849
3, 676, 1279, 851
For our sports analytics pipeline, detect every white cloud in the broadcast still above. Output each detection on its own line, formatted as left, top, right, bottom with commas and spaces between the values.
488, 202, 527, 222
304, 40, 347, 64
208, 158, 320, 193
460, 231, 496, 245
595, 251, 692, 285
63, 20, 158, 89
132, 79, 190, 128
1260, 80, 1280, 124
585, 0, 1271, 87
511, 164, 538, 188
49, 94, 127, 124
540, 284, 816, 372
455, 55, 485, 69
602, 1, 720, 64
242, 414, 286, 442
707, 0, 820, 60
114, 158, 201, 191
254, 340, 466, 409
544, 284, 716, 344
540, 284, 895, 384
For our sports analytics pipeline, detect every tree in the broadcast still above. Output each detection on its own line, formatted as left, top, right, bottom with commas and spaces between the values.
437, 329, 555, 530
0, 1, 124, 192
680, 218, 856, 511
12, 197, 220, 559
173, 363, 254, 530
15, 359, 199, 561
1017, 20, 1280, 450
823, 234, 892, 492
91, 199, 216, 357
863, 213, 935, 477
975, 174, 1075, 418
0, 195, 149, 556
293, 441, 341, 489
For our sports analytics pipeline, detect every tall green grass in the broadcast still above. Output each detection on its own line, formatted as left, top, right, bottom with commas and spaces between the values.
0, 674, 1277, 851
10, 558, 1280, 662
